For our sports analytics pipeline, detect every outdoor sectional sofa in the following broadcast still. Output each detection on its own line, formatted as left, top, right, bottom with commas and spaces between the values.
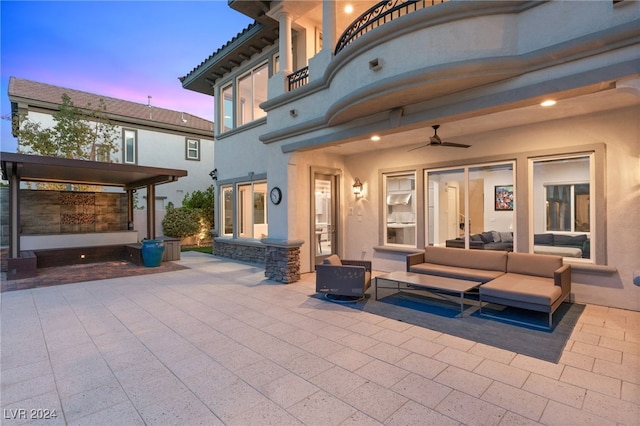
406, 246, 571, 328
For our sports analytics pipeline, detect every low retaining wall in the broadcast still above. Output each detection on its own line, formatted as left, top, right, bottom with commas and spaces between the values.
213, 238, 266, 264
213, 237, 304, 284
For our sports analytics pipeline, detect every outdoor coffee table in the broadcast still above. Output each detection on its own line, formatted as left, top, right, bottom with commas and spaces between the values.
375, 271, 481, 316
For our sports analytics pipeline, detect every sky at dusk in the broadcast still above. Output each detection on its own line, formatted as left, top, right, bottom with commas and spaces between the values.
0, 0, 253, 153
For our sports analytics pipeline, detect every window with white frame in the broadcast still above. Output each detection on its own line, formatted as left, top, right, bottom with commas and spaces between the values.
237, 63, 267, 126
220, 181, 268, 239
383, 172, 416, 247
221, 185, 234, 237
532, 154, 592, 259
426, 162, 515, 249
123, 129, 137, 164
237, 181, 267, 239
186, 138, 200, 160
221, 84, 233, 132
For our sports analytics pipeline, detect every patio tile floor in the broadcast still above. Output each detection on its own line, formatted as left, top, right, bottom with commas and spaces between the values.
1, 252, 639, 425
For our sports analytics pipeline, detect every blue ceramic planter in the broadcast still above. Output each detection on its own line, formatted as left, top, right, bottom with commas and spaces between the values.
141, 239, 165, 267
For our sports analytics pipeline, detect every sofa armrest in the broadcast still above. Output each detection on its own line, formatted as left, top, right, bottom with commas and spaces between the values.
406, 251, 426, 271
342, 260, 372, 272
554, 264, 572, 296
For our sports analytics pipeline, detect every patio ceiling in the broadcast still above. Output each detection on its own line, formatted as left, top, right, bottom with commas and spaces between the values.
0, 152, 187, 189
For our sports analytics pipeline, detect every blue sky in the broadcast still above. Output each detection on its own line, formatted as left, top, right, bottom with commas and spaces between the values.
0, 0, 252, 153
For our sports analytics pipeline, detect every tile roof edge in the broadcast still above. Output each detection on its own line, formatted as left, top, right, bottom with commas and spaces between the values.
8, 76, 214, 132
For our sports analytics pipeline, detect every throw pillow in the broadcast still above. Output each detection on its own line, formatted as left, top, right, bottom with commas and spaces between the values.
480, 231, 494, 243
499, 231, 514, 243
491, 231, 502, 243
323, 254, 342, 265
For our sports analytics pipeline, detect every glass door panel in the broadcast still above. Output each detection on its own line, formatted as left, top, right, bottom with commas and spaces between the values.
314, 174, 337, 264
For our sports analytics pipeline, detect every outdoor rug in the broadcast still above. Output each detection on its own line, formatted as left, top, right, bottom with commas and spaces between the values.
321, 288, 584, 364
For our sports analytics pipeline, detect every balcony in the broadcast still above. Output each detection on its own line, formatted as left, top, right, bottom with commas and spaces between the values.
286, 0, 447, 91
335, 0, 448, 55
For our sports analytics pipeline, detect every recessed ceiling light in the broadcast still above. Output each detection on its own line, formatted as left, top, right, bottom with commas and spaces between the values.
541, 99, 556, 107
345, 4, 354, 13
371, 135, 381, 141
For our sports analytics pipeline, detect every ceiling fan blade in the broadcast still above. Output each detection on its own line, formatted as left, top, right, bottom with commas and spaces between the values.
441, 142, 471, 148
408, 144, 431, 152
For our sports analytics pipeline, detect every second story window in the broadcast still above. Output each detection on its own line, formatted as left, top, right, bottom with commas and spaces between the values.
186, 138, 200, 160
237, 62, 267, 126
123, 129, 137, 164
222, 84, 233, 132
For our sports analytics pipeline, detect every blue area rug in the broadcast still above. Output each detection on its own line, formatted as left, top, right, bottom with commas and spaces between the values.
326, 287, 584, 364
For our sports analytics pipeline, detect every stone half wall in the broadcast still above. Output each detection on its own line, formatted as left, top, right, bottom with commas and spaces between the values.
212, 236, 304, 284
213, 238, 266, 264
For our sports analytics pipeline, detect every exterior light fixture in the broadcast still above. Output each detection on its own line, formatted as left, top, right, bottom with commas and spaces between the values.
541, 99, 556, 107
371, 135, 381, 141
353, 177, 363, 197
345, 4, 354, 13
209, 169, 218, 180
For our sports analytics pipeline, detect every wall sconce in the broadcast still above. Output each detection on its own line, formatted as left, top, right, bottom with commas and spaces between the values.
353, 177, 363, 198
209, 169, 218, 180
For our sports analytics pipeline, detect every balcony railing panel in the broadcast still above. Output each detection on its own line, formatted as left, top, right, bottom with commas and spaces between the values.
335, 0, 447, 55
287, 66, 309, 91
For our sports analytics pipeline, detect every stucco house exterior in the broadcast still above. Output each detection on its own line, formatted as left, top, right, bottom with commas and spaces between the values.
181, 0, 639, 311
8, 77, 215, 238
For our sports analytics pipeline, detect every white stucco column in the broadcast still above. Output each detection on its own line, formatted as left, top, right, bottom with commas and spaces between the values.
278, 10, 293, 74
323, 0, 337, 54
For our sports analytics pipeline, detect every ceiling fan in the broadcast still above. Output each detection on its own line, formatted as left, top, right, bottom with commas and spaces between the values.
409, 125, 471, 150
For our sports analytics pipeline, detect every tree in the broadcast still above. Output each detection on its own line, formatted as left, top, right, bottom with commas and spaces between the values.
13, 93, 119, 161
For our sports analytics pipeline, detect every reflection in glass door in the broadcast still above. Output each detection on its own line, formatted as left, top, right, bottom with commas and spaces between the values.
314, 174, 337, 264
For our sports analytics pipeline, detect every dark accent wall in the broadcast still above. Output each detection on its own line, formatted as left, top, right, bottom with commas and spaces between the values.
20, 189, 128, 234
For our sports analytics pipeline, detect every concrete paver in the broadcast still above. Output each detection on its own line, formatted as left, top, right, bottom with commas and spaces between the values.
1, 252, 639, 425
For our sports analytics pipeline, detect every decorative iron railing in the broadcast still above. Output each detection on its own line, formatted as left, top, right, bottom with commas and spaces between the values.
287, 66, 310, 91
335, 0, 447, 55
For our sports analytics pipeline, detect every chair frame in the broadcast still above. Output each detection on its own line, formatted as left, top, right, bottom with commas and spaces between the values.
316, 259, 372, 297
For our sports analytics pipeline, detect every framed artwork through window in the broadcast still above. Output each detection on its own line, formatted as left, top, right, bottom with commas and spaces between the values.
495, 185, 514, 211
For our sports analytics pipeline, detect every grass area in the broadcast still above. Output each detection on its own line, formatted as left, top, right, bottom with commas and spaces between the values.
181, 246, 212, 254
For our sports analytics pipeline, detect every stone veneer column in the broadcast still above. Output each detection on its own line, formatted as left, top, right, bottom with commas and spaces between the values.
261, 238, 304, 284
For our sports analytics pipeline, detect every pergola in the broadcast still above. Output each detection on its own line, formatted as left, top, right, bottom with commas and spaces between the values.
1, 152, 187, 260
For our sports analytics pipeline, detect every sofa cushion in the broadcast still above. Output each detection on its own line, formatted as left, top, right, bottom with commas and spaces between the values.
491, 231, 502, 242
323, 254, 342, 265
553, 234, 587, 247
499, 232, 513, 243
534, 233, 554, 245
424, 246, 507, 272
480, 273, 563, 305
507, 252, 562, 278
470, 234, 483, 242
480, 231, 494, 243
410, 263, 504, 282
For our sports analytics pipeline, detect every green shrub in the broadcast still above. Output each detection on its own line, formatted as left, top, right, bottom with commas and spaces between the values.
183, 186, 214, 229
162, 206, 201, 238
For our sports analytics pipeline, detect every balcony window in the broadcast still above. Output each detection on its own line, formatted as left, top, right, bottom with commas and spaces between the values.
221, 84, 233, 132
237, 63, 267, 126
